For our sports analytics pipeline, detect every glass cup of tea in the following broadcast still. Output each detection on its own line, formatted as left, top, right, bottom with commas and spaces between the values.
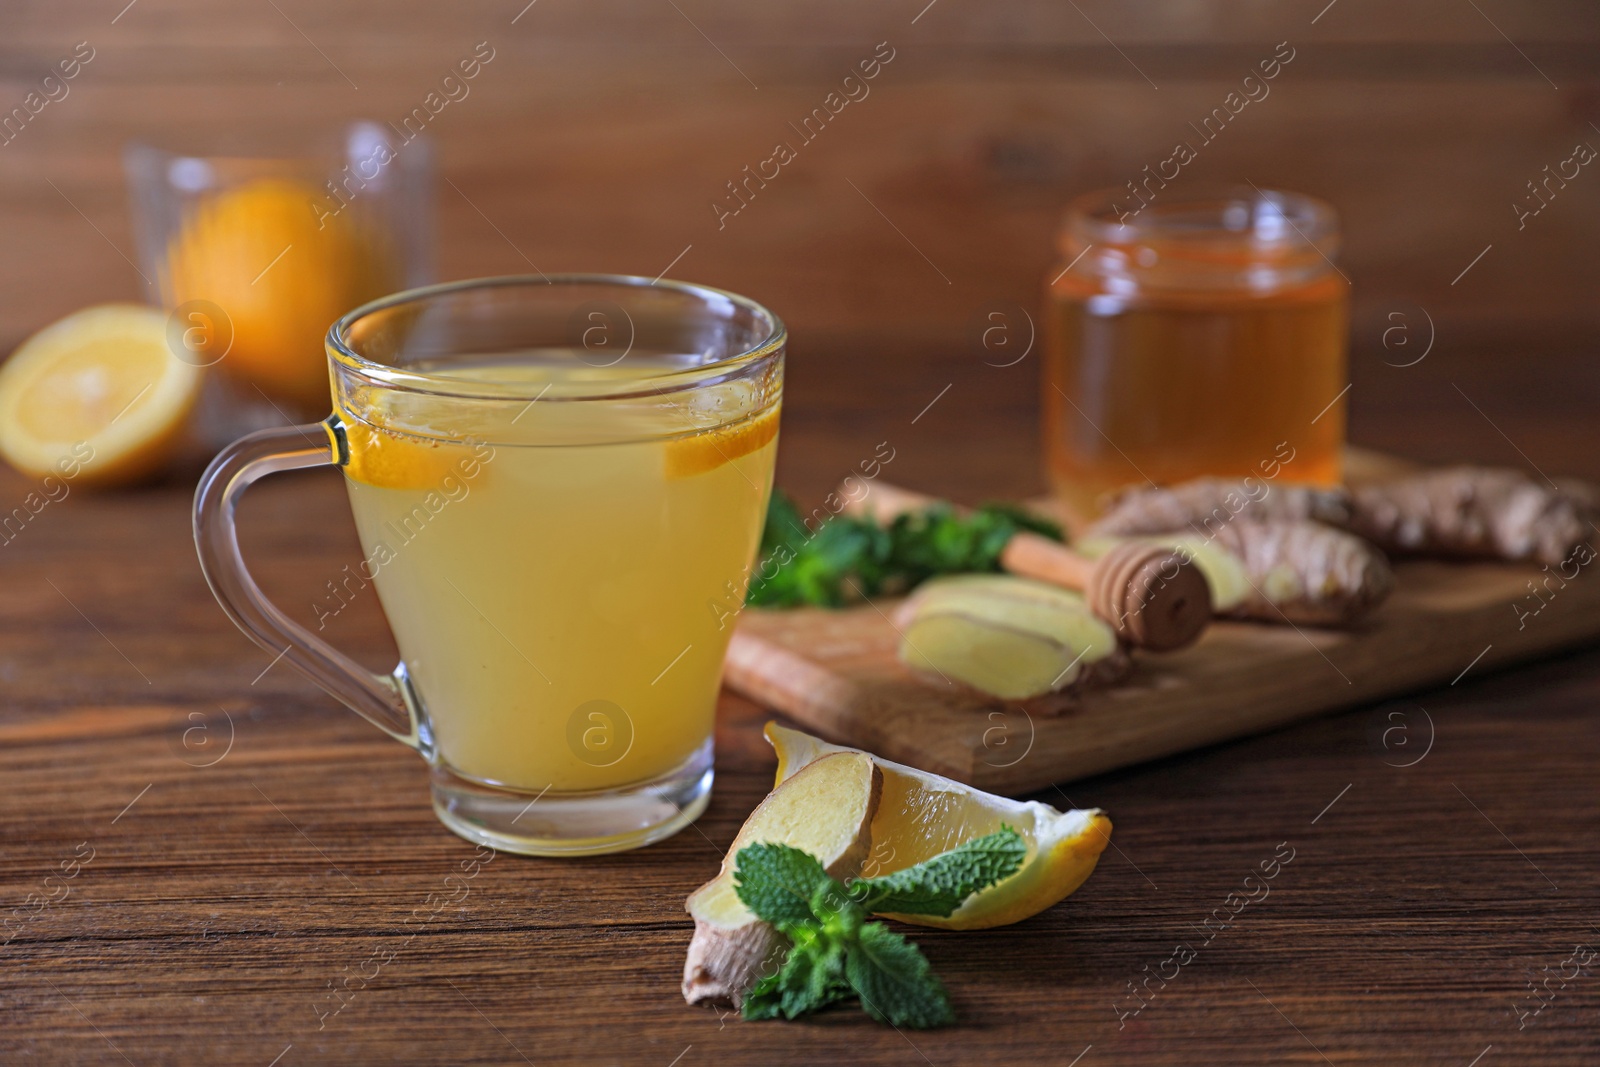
194, 275, 784, 855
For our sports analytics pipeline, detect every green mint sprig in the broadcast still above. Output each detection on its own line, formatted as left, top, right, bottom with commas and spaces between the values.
747, 491, 1063, 608
733, 826, 1026, 1027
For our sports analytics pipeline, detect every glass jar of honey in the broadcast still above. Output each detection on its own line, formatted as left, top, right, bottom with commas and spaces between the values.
1041, 188, 1348, 529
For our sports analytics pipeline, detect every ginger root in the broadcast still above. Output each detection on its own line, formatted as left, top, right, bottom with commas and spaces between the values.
1206, 520, 1393, 625
1087, 478, 1352, 540
683, 752, 882, 1007
1080, 520, 1392, 627
1350, 467, 1598, 567
1089, 468, 1598, 569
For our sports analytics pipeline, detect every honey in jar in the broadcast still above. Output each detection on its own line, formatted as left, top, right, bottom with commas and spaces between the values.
1041, 189, 1348, 529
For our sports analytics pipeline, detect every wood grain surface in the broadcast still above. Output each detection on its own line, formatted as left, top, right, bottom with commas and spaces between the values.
3, 1, 1600, 1064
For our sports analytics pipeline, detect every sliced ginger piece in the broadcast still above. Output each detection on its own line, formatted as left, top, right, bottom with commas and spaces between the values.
893, 575, 1123, 699
683, 750, 882, 1006
765, 723, 1112, 931
901, 614, 1073, 700
0, 304, 201, 487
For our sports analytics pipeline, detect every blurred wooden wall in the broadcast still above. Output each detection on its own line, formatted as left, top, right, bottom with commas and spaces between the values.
2, 0, 1598, 486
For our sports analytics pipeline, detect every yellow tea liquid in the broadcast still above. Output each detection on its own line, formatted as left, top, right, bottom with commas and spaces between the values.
339, 357, 776, 793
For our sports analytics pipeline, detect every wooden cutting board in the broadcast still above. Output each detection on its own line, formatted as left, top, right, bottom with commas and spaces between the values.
724, 554, 1600, 795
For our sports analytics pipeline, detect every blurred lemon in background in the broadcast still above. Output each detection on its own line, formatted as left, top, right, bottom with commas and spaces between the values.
163, 178, 397, 414
0, 304, 201, 487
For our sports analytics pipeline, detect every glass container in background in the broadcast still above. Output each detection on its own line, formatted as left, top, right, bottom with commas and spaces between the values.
125, 123, 433, 439
1041, 188, 1348, 529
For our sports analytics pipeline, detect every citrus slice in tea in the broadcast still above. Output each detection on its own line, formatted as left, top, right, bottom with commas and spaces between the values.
765, 722, 1112, 930
338, 416, 481, 492
0, 303, 201, 487
664, 403, 779, 479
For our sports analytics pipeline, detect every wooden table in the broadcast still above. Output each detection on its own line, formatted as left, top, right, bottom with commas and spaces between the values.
4, 2, 1600, 1063
4, 363, 1598, 1065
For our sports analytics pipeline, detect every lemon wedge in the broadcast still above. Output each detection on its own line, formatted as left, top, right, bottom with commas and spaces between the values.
664, 403, 779, 479
0, 304, 201, 487
765, 722, 1111, 930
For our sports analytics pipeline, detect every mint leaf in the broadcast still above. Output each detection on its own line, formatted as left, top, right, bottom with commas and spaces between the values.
746, 491, 1064, 608
811, 878, 866, 939
734, 843, 829, 929
741, 970, 786, 1021
791, 938, 851, 1018
733, 833, 1023, 1028
743, 935, 852, 1020
846, 922, 955, 1029
760, 490, 810, 557
851, 827, 1027, 917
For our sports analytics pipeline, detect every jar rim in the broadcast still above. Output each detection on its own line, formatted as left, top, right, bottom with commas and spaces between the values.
1065, 186, 1338, 249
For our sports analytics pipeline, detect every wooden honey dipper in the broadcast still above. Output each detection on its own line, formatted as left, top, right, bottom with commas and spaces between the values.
840, 481, 1212, 652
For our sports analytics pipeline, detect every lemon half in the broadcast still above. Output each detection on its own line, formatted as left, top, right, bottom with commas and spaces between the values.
0, 304, 201, 487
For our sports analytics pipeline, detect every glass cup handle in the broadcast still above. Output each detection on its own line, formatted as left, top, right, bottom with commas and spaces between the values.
193, 420, 419, 747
